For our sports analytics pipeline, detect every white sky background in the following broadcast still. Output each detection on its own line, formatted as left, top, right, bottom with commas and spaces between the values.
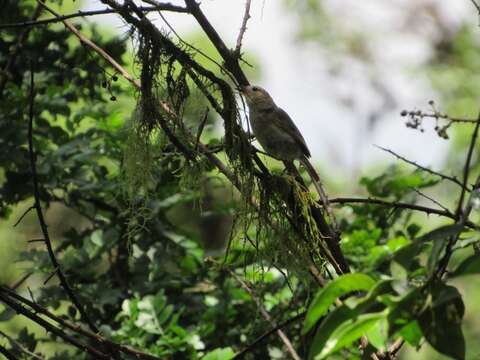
81, 0, 476, 178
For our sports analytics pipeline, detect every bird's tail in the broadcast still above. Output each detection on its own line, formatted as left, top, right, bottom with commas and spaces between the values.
300, 156, 338, 231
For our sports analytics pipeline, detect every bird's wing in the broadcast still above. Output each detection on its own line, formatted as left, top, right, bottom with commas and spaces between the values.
273, 107, 311, 158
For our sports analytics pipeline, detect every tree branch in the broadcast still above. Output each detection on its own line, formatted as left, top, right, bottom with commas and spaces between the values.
0, 5, 187, 30
375, 145, 467, 190
0, 287, 163, 360
27, 64, 98, 333
233, 312, 305, 359
234, 0, 252, 56
184, 0, 250, 86
455, 113, 480, 217
0, 290, 109, 359
227, 270, 301, 360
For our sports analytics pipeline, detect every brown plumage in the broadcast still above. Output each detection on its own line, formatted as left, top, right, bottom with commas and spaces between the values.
242, 85, 311, 162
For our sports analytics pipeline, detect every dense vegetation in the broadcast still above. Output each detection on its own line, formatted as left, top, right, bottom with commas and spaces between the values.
1, 1, 480, 359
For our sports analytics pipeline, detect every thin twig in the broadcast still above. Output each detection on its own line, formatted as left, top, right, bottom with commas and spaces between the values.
0, 286, 166, 360
0, 331, 44, 360
234, 0, 252, 56
329, 196, 479, 230
154, 8, 237, 85
184, 0, 250, 86
0, 344, 18, 360
37, 1, 141, 89
0, 5, 187, 30
455, 113, 480, 217
0, 291, 109, 359
10, 272, 33, 290
470, 0, 480, 13
42, 267, 58, 285
195, 108, 209, 151
13, 205, 35, 227
401, 109, 478, 124
233, 312, 305, 359
26, 65, 98, 333
330, 196, 454, 218
227, 270, 301, 360
410, 187, 451, 214
27, 238, 45, 243
375, 145, 467, 189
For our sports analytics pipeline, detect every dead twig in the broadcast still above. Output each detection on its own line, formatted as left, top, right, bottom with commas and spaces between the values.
234, 0, 252, 56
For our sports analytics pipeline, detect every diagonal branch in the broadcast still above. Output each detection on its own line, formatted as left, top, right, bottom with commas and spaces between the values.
0, 290, 109, 359
27, 65, 98, 333
184, 0, 250, 86
37, 1, 140, 89
0, 287, 163, 360
375, 145, 467, 190
233, 312, 305, 359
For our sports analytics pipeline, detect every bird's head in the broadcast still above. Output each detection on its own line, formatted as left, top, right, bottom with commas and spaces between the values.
241, 85, 276, 110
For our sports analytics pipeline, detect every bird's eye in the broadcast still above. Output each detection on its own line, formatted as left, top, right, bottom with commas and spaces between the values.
252, 86, 259, 91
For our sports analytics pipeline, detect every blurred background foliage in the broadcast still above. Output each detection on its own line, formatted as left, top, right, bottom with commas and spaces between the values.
1, 0, 480, 359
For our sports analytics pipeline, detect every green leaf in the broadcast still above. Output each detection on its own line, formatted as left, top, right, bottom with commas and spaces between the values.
203, 347, 235, 360
419, 224, 464, 243
451, 254, 480, 277
0, 307, 15, 322
308, 306, 356, 359
418, 284, 465, 360
397, 320, 423, 347
316, 312, 386, 359
410, 224, 464, 275
387, 287, 425, 336
365, 317, 388, 351
303, 274, 376, 334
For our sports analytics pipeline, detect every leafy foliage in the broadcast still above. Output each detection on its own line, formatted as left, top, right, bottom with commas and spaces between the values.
0, 2, 479, 360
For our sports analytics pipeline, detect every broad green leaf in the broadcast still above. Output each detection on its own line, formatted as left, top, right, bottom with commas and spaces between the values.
451, 254, 480, 277
390, 242, 425, 273
387, 287, 425, 336
309, 280, 392, 359
203, 347, 235, 360
316, 312, 386, 359
308, 306, 356, 359
397, 320, 423, 347
366, 317, 388, 351
303, 273, 376, 334
418, 284, 465, 360
419, 224, 464, 243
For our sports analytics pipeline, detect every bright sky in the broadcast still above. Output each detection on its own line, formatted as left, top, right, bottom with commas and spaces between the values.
81, 0, 475, 177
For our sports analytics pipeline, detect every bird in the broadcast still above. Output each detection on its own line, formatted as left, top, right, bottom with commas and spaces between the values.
242, 85, 346, 272
241, 85, 310, 162
241, 85, 323, 188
